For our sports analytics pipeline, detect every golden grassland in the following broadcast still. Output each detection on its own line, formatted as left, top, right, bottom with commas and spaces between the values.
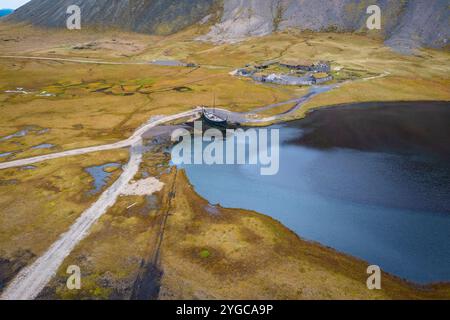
0, 149, 128, 288
39, 141, 173, 299
0, 23, 155, 59
0, 23, 449, 299
142, 29, 450, 120
39, 158, 450, 299
0, 60, 295, 156
0, 41, 298, 157
159, 171, 450, 300
295, 76, 450, 119
31, 138, 450, 300
0, 24, 448, 134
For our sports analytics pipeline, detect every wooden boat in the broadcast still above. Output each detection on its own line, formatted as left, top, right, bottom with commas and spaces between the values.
201, 108, 228, 128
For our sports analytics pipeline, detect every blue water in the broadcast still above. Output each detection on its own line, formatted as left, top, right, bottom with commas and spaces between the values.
85, 163, 121, 195
180, 124, 450, 284
0, 152, 13, 158
151, 60, 185, 67
0, 129, 29, 141
20, 165, 36, 170
31, 143, 55, 150
0, 9, 13, 18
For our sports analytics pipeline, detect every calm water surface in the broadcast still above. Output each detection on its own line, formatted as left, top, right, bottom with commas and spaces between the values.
85, 163, 121, 195
180, 102, 450, 284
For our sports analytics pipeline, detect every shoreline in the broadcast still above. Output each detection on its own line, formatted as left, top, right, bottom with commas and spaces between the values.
292, 99, 450, 121
166, 168, 450, 299
1, 22, 449, 299
239, 99, 450, 128
176, 100, 450, 288
283, 100, 450, 162
2, 101, 447, 299
178, 168, 450, 288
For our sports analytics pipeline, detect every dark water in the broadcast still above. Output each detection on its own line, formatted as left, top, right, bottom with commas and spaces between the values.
180, 102, 450, 284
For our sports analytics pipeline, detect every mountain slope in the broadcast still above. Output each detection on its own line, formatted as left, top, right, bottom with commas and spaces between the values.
4, 0, 449, 51
5, 0, 217, 35
201, 0, 449, 51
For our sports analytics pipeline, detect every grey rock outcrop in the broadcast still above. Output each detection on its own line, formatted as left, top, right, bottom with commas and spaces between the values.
4, 0, 449, 51
5, 0, 217, 35
201, 0, 449, 51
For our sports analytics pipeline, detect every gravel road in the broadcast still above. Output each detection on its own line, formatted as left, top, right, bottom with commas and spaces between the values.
0, 110, 198, 300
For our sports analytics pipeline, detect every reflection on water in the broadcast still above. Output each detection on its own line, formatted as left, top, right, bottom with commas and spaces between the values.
85, 163, 121, 195
151, 60, 185, 67
20, 166, 37, 170
31, 143, 55, 150
180, 102, 450, 284
0, 152, 13, 158
0, 127, 50, 142
0, 129, 29, 142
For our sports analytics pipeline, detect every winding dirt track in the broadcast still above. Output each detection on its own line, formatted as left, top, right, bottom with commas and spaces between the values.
0, 55, 151, 65
0, 55, 228, 70
208, 84, 337, 124
0, 91, 328, 299
0, 110, 198, 300
0, 111, 197, 170
0, 62, 390, 299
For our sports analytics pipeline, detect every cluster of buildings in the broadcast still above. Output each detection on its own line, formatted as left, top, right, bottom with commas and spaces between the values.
233, 60, 333, 86
261, 73, 333, 86
278, 61, 331, 73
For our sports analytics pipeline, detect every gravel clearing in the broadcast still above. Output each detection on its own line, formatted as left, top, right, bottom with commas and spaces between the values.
121, 177, 164, 196
0, 110, 198, 300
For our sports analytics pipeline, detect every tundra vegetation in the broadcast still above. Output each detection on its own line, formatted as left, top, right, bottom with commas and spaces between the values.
0, 22, 449, 299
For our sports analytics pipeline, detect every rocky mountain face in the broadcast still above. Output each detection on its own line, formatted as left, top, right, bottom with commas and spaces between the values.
5, 0, 217, 35
4, 0, 449, 51
202, 0, 449, 51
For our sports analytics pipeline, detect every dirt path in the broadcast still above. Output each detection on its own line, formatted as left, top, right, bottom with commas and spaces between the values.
0, 68, 391, 299
0, 55, 148, 65
0, 140, 130, 170
0, 110, 198, 300
207, 84, 337, 124
210, 71, 391, 124
0, 84, 342, 171
0, 141, 143, 300
0, 55, 229, 70
0, 110, 199, 170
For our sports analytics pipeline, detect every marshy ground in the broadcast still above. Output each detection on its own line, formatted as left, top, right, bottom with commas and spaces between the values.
35, 136, 450, 300
0, 22, 449, 299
